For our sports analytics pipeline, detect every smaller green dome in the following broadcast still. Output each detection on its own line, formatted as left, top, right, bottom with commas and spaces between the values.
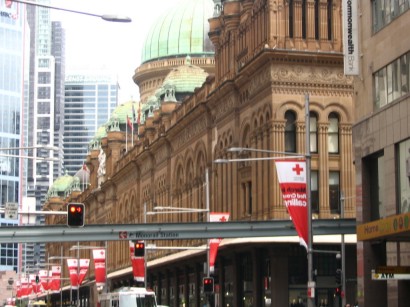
51, 171, 75, 193
161, 56, 208, 94
106, 100, 138, 132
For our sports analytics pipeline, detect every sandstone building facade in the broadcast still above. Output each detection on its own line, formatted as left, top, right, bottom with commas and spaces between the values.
45, 1, 356, 306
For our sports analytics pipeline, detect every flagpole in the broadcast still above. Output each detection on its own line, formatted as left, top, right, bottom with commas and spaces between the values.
305, 93, 314, 307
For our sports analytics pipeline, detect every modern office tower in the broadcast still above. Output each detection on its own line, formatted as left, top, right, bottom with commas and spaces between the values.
354, 1, 410, 306
24, 1, 63, 275
51, 21, 65, 178
0, 1, 28, 272
63, 73, 118, 175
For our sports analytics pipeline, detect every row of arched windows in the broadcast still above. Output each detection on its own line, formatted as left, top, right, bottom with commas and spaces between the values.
285, 110, 340, 154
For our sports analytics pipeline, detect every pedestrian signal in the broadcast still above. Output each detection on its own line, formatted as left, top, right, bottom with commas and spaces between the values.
203, 277, 214, 293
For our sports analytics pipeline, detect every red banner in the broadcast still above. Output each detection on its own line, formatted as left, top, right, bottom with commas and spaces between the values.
274, 159, 309, 249
78, 259, 90, 286
49, 265, 61, 292
39, 270, 49, 291
20, 277, 30, 298
92, 249, 106, 287
209, 212, 230, 273
129, 241, 145, 282
67, 259, 79, 289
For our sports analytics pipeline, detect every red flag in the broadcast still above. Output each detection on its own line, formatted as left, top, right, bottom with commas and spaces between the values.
129, 241, 145, 282
49, 265, 61, 292
67, 259, 79, 289
274, 159, 308, 249
209, 212, 230, 273
127, 115, 133, 131
39, 270, 49, 291
78, 259, 90, 286
92, 249, 106, 287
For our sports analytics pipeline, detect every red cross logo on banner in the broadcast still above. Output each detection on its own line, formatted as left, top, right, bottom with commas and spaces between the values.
292, 163, 304, 175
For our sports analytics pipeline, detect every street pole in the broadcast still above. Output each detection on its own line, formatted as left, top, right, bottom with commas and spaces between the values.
144, 202, 147, 289
341, 192, 346, 307
205, 168, 211, 307
305, 94, 315, 307
77, 241, 80, 307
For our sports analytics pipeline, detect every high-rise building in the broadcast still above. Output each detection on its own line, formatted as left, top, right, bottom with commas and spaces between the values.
25, 1, 64, 275
63, 73, 118, 175
354, 1, 410, 306
0, 0, 27, 273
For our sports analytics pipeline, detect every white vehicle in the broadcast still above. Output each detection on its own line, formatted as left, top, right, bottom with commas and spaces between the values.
100, 287, 157, 307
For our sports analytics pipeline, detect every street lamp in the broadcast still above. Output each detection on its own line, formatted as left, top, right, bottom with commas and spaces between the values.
10, 0, 132, 22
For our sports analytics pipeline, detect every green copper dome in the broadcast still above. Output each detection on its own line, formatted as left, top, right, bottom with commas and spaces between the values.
161, 56, 208, 93
141, 0, 215, 63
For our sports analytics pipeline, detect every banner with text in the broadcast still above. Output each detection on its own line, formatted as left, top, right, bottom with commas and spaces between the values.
92, 249, 106, 287
209, 212, 230, 274
342, 0, 359, 75
274, 159, 308, 249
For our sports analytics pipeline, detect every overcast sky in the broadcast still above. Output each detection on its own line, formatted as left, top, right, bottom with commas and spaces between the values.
50, 0, 182, 102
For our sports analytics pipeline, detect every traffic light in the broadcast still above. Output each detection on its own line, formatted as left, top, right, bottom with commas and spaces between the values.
335, 268, 342, 285
334, 286, 342, 297
67, 203, 85, 227
35, 275, 39, 284
203, 277, 214, 294
134, 241, 145, 257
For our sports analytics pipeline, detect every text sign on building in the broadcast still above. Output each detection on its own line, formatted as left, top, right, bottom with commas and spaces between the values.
375, 266, 410, 274
342, 0, 359, 75
372, 270, 410, 280
5, 202, 18, 219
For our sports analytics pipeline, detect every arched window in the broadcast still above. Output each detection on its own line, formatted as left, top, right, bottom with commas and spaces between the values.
328, 112, 339, 154
310, 112, 318, 153
285, 110, 297, 153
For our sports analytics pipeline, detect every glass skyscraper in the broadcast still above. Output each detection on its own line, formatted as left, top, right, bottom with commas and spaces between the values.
0, 1, 27, 272
64, 73, 118, 174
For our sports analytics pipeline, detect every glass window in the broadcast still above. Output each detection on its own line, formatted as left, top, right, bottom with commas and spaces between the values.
398, 139, 410, 213
372, 0, 409, 32
311, 170, 319, 213
329, 171, 340, 213
328, 113, 339, 154
310, 112, 318, 153
365, 152, 386, 220
285, 110, 297, 153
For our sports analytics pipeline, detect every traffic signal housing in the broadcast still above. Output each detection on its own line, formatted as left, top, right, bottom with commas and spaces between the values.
334, 286, 342, 297
134, 241, 145, 257
67, 203, 85, 227
203, 277, 214, 294
335, 268, 342, 285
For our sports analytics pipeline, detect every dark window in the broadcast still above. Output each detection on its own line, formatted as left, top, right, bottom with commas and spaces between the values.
311, 171, 319, 213
289, 0, 294, 38
310, 112, 318, 153
329, 171, 340, 213
285, 110, 297, 153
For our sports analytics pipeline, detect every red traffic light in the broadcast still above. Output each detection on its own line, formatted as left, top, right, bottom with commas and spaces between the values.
67, 203, 85, 227
203, 277, 214, 293
134, 241, 145, 257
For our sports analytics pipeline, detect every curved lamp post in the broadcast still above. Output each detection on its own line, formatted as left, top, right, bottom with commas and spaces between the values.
10, 0, 132, 22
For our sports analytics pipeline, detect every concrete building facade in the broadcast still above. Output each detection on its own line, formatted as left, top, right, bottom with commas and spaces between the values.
354, 1, 410, 306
